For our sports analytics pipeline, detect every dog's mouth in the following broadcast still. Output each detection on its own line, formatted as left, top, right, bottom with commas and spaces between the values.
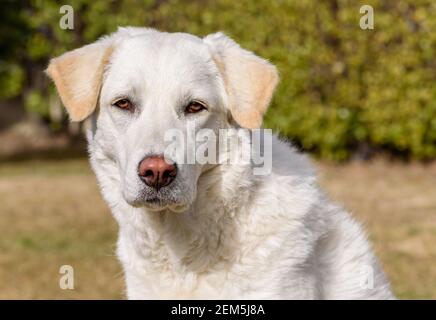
122, 175, 193, 213
128, 195, 189, 213
144, 198, 189, 213
145, 197, 160, 204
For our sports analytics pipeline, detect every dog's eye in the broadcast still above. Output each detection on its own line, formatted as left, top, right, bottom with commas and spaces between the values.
113, 99, 133, 110
185, 101, 207, 114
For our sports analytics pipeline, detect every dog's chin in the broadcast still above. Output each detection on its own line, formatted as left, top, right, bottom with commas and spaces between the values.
126, 196, 189, 213
143, 198, 189, 213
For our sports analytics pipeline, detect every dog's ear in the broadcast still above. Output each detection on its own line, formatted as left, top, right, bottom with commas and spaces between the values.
203, 32, 279, 129
46, 41, 114, 121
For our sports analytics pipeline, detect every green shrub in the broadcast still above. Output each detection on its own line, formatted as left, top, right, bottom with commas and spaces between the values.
2, 0, 435, 160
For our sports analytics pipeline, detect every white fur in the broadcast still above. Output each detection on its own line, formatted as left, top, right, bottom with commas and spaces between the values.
69, 28, 393, 299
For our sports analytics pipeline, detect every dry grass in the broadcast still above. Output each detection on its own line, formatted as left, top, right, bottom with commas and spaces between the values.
0, 159, 123, 299
0, 158, 434, 299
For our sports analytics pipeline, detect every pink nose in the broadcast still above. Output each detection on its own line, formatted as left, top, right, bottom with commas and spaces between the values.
138, 155, 177, 190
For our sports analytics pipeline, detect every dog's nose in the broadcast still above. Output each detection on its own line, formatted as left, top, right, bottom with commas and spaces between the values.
138, 156, 177, 190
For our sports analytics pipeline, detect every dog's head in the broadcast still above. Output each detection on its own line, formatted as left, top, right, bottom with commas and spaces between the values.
46, 28, 278, 211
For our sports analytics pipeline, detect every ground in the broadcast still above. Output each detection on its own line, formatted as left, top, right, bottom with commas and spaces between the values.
0, 158, 434, 299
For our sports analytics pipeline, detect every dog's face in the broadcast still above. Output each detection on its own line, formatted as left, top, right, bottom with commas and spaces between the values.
47, 28, 278, 211
98, 33, 228, 211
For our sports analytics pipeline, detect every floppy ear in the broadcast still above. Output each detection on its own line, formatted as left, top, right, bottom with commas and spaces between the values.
203, 32, 279, 129
46, 41, 114, 121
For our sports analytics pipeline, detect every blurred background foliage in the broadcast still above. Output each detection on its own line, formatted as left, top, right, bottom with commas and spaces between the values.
1, 0, 436, 161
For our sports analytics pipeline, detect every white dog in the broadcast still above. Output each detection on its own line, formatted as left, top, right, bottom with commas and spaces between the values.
47, 27, 393, 299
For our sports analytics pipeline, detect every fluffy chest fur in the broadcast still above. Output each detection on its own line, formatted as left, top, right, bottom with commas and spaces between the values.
115, 172, 323, 299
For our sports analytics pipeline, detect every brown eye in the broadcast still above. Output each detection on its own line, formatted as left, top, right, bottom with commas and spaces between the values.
185, 101, 207, 114
113, 99, 133, 110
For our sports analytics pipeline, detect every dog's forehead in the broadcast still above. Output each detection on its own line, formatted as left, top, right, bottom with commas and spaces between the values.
108, 32, 215, 82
